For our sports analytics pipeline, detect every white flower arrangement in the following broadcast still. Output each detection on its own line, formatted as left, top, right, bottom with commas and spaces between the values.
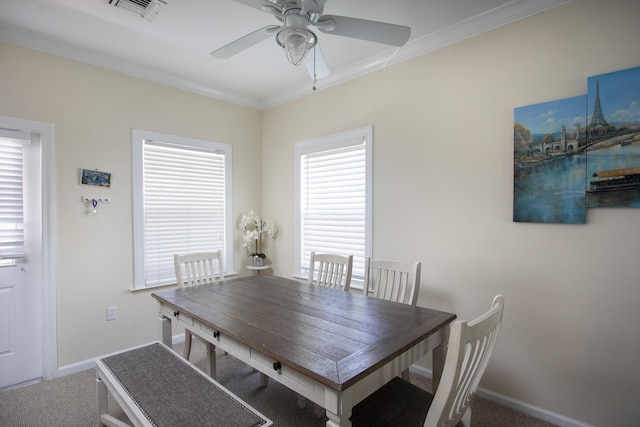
239, 210, 278, 259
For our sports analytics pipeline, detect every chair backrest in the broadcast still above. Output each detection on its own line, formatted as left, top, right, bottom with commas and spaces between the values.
174, 251, 224, 287
308, 251, 353, 291
425, 295, 505, 427
364, 258, 421, 305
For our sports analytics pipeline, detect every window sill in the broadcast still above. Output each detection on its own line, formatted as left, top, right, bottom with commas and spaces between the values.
130, 282, 176, 293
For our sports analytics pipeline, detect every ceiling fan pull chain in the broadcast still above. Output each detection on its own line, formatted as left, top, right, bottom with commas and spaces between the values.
312, 45, 317, 91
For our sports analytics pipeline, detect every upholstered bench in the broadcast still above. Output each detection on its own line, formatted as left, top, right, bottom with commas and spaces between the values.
96, 341, 272, 427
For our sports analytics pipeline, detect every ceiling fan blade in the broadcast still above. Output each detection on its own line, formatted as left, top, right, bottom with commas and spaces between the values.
211, 25, 280, 59
315, 15, 411, 47
232, 0, 274, 13
304, 43, 330, 79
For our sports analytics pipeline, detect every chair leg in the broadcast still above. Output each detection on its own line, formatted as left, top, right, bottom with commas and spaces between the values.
461, 407, 472, 426
313, 404, 325, 418
97, 374, 108, 425
183, 330, 192, 360
296, 394, 306, 409
296, 397, 325, 418
400, 368, 411, 381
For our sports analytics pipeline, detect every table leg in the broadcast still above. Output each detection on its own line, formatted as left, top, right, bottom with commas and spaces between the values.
432, 344, 445, 392
159, 315, 172, 347
326, 410, 349, 426
432, 326, 450, 393
325, 390, 353, 427
206, 341, 217, 380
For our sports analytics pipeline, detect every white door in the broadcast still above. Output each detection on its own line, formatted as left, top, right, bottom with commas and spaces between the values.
0, 122, 52, 390
0, 263, 42, 388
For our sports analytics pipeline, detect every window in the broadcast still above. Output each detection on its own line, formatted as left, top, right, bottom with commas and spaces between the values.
0, 130, 29, 263
132, 130, 232, 289
294, 126, 372, 286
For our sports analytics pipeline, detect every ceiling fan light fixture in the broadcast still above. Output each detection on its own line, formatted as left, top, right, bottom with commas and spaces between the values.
276, 27, 317, 66
284, 32, 309, 65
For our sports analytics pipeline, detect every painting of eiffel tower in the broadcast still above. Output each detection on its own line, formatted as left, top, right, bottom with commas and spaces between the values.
585, 66, 640, 208
513, 65, 640, 224
588, 80, 608, 128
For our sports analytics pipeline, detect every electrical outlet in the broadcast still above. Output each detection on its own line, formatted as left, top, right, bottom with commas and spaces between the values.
107, 306, 117, 321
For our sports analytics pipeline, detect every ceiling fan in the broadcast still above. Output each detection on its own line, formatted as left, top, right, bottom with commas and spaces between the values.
211, 0, 411, 80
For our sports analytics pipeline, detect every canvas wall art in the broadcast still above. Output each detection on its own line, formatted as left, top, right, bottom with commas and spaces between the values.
513, 65, 640, 224
584, 66, 640, 207
513, 96, 587, 224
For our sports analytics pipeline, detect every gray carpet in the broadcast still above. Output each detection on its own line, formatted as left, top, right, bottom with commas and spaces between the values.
0, 340, 558, 426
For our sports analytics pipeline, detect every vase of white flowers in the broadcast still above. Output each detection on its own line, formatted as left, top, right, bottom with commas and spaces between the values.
239, 210, 278, 266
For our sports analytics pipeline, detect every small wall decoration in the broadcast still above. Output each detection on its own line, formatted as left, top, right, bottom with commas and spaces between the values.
82, 196, 111, 214
514, 65, 640, 224
81, 169, 111, 187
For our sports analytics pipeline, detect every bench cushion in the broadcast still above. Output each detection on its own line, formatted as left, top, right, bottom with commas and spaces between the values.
99, 342, 270, 427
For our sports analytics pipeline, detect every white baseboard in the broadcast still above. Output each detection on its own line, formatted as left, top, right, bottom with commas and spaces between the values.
57, 334, 186, 378
409, 365, 594, 427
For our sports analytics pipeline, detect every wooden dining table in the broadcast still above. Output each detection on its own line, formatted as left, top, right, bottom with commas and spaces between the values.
152, 274, 456, 427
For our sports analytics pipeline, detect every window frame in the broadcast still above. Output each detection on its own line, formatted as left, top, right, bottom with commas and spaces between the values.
0, 129, 29, 262
294, 126, 372, 288
132, 129, 233, 290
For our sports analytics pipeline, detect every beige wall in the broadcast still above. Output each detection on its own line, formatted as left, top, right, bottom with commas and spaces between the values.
0, 41, 263, 365
262, 1, 640, 426
1, 0, 639, 425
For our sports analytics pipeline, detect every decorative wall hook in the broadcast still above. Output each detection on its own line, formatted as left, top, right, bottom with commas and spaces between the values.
82, 196, 111, 214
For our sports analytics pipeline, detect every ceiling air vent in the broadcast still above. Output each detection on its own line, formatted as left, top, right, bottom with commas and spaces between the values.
109, 0, 166, 22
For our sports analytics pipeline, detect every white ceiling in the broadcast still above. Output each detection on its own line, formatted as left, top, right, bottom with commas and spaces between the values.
0, 0, 571, 110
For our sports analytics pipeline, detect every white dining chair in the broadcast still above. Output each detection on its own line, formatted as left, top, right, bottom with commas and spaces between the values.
308, 251, 353, 291
351, 294, 505, 427
302, 251, 353, 414
364, 257, 421, 380
174, 251, 224, 360
364, 257, 421, 306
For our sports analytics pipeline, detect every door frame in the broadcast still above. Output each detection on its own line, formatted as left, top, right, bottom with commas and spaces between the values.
0, 114, 57, 382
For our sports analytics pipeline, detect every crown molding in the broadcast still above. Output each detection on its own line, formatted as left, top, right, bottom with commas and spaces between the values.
0, 23, 262, 109
1, 0, 572, 111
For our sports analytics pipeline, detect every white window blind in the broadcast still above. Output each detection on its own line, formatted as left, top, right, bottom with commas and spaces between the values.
135, 136, 229, 288
0, 131, 28, 259
295, 127, 372, 281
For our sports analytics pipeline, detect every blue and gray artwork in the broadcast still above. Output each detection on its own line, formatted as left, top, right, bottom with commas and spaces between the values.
514, 96, 587, 224
513, 65, 640, 224
585, 67, 640, 208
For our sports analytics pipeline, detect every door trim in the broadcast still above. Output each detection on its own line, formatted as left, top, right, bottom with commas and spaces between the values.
0, 115, 57, 381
